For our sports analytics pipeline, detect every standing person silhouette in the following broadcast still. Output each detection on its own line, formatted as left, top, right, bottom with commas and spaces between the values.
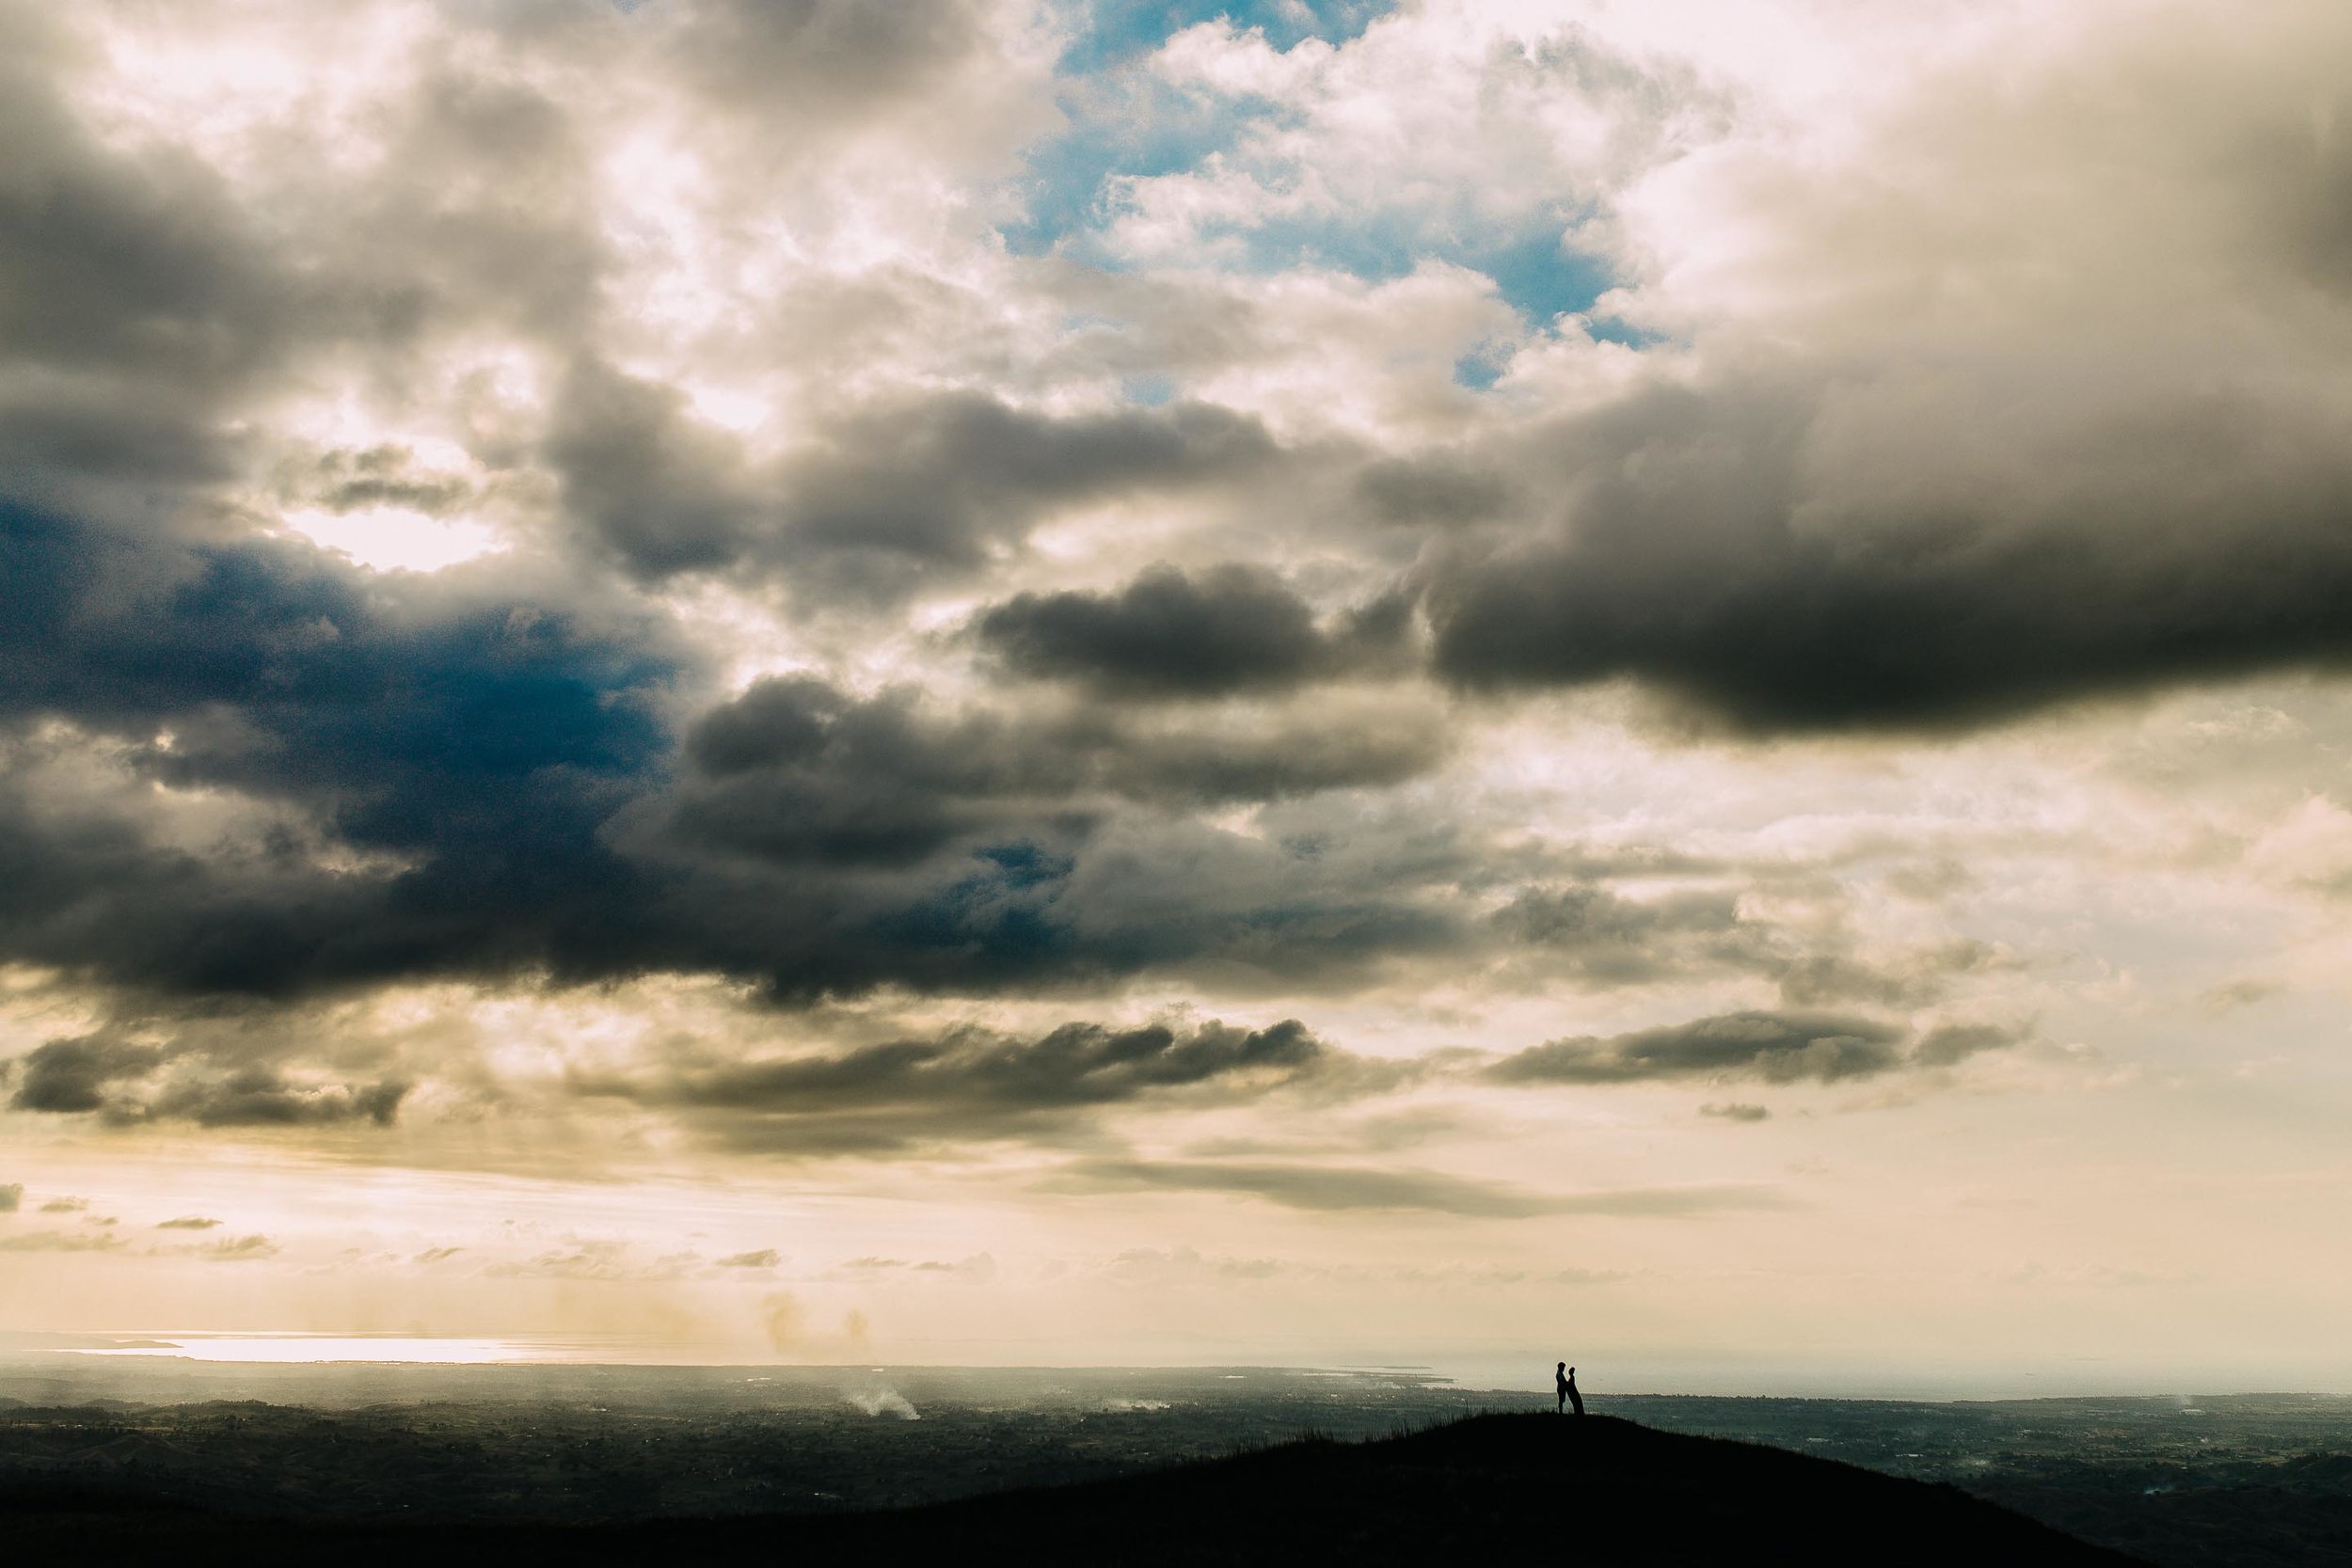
1555, 1361, 1569, 1414
1565, 1364, 1584, 1416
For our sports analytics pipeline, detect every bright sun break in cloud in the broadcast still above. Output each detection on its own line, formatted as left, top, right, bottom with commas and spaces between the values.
4, 0, 2352, 1395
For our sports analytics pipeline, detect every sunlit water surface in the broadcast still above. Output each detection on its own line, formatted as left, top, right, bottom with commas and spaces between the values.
63, 1334, 588, 1365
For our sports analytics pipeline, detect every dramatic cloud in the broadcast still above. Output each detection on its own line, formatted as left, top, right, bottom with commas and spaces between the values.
1422, 379, 2352, 731
5, 0, 2352, 1380
0, 503, 682, 998
975, 562, 1389, 698
550, 374, 1279, 596
764, 396, 1278, 601
1422, 6, 2352, 732
669, 671, 1446, 851
0, 10, 304, 402
0, 490, 1458, 1008
0, 567, 1454, 1012
1488, 1011, 2024, 1086
147, 1068, 407, 1129
580, 1017, 1396, 1153
8, 1035, 405, 1127
9, 1037, 165, 1115
0, 0, 2136, 1039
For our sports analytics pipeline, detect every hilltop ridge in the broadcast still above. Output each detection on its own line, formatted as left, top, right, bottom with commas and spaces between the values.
8, 1410, 2143, 1566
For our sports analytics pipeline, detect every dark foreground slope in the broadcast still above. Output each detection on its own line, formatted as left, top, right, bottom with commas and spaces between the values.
7, 1412, 2143, 1567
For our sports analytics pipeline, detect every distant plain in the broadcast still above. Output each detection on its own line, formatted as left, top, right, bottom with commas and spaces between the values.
4, 1358, 2348, 1567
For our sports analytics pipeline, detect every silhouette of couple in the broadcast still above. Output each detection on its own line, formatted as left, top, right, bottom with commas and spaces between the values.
1555, 1362, 1583, 1416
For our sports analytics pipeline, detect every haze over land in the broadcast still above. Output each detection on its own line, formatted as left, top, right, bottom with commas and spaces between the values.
5, 0, 2352, 1390
6, 1361, 2349, 1565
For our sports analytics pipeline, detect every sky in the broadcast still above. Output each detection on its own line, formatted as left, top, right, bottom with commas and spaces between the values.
4, 0, 2352, 1395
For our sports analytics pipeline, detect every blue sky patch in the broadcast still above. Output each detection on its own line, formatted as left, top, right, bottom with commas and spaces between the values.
1006, 3, 1621, 344
1008, 4, 1387, 257
1055, 0, 1391, 74
1451, 349, 1506, 392
1000, 70, 1262, 258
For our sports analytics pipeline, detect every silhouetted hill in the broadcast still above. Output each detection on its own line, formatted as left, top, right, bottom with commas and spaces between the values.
7, 1412, 2144, 1566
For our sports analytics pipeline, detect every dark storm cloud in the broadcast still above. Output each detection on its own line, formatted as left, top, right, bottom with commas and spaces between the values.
665, 677, 1042, 868
580, 1017, 1387, 1153
0, 502, 683, 996
1056, 1159, 1783, 1218
0, 380, 240, 510
668, 672, 1445, 870
777, 393, 1276, 596
682, 672, 1439, 832
8, 1033, 406, 1127
597, 672, 1468, 1001
545, 357, 761, 577
0, 497, 1460, 1006
1354, 455, 1515, 528
1424, 378, 2352, 732
0, 11, 298, 395
548, 375, 1279, 594
8, 1037, 167, 1115
147, 1068, 407, 1129
975, 563, 1334, 698
1491, 1011, 1899, 1085
684, 1018, 1326, 1108
1488, 1010, 2026, 1085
